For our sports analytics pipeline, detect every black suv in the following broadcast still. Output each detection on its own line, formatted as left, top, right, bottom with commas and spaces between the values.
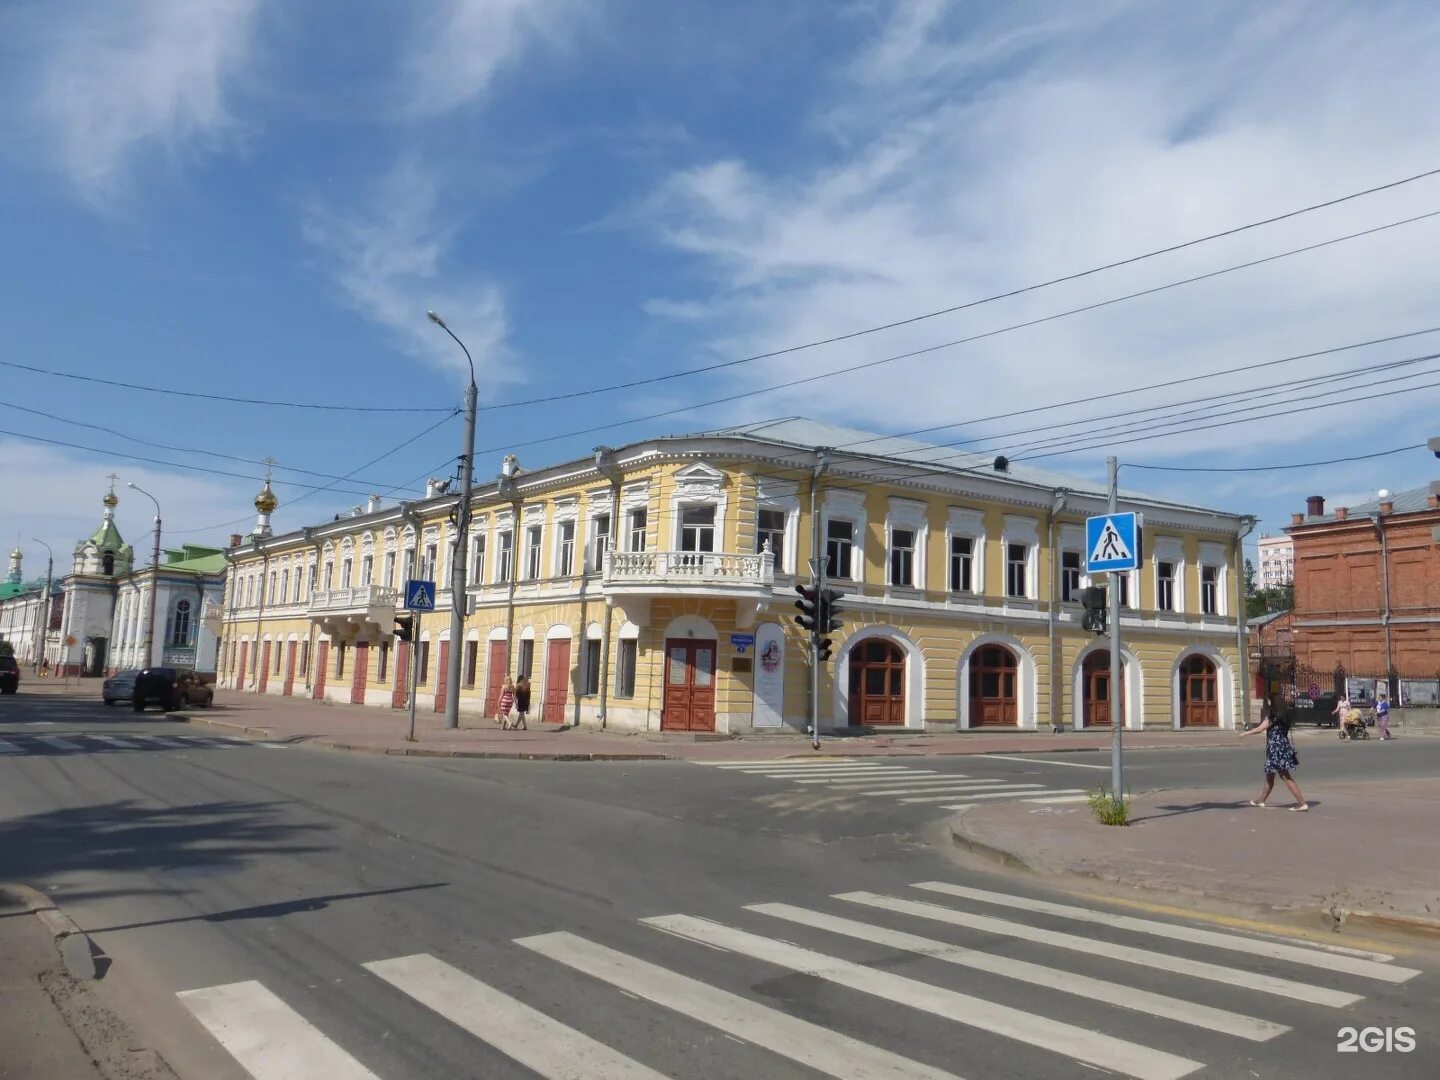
132, 668, 214, 711
0, 655, 18, 694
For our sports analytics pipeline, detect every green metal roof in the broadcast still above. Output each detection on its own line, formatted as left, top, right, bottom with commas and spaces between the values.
88, 519, 125, 551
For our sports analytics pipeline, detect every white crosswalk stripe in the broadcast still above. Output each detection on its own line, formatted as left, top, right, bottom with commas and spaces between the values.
177, 876, 1422, 1080
898, 786, 1069, 804
178, 980, 380, 1079
87, 734, 143, 749
0, 732, 255, 756
0, 738, 20, 754
35, 736, 83, 751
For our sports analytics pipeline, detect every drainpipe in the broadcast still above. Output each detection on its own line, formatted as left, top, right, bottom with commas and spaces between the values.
1235, 516, 1257, 729
594, 447, 624, 729
303, 527, 322, 691
499, 476, 522, 679
1375, 509, 1395, 696
251, 540, 268, 690
808, 449, 830, 734
397, 507, 422, 690
1046, 489, 1068, 732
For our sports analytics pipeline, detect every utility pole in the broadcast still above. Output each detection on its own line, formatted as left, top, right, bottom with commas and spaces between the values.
429, 310, 477, 731
30, 539, 53, 672
129, 483, 162, 669
808, 556, 825, 750
1107, 456, 1124, 803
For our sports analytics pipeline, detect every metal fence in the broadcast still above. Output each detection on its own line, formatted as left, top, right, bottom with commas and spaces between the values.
1258, 657, 1440, 712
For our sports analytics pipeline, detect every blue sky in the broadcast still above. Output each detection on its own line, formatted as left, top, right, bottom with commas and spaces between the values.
3, 0, 1440, 576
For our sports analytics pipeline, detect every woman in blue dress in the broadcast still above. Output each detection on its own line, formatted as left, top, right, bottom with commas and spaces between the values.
1239, 697, 1309, 811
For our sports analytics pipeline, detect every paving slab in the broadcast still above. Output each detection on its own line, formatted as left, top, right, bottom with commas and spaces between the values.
949, 778, 1440, 935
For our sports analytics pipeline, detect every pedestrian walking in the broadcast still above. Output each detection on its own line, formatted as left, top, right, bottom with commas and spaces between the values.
496, 676, 516, 729
1240, 696, 1308, 811
1375, 691, 1392, 739
512, 676, 530, 731
1331, 694, 1350, 727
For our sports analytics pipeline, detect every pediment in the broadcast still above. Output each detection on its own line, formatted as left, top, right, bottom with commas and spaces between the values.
673, 461, 726, 494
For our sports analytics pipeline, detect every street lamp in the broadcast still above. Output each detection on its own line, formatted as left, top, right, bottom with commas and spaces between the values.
30, 538, 53, 672
427, 309, 478, 731
128, 483, 162, 669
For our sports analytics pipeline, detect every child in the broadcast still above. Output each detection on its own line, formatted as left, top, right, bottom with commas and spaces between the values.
497, 676, 516, 729
1375, 691, 1392, 740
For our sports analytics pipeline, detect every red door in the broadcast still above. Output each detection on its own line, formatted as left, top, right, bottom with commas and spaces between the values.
662, 639, 716, 731
283, 642, 297, 696
433, 642, 450, 712
1180, 655, 1219, 726
484, 640, 507, 717
847, 639, 905, 726
392, 642, 410, 709
258, 642, 271, 692
968, 645, 1018, 726
544, 639, 571, 724
352, 642, 369, 705
313, 641, 329, 700
1083, 651, 1123, 728
236, 642, 248, 690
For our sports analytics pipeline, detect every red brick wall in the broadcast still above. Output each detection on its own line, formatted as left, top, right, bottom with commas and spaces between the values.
1290, 510, 1440, 674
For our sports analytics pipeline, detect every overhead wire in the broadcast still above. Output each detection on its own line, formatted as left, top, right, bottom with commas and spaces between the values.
1125, 445, 1426, 473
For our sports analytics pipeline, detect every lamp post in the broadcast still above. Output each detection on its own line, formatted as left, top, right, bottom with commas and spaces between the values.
427, 309, 478, 731
128, 483, 162, 669
30, 538, 53, 672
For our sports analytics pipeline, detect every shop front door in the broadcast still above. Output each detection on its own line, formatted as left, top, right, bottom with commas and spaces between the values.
544, 639, 571, 724
662, 639, 716, 732
283, 641, 297, 696
312, 642, 329, 700
352, 642, 369, 705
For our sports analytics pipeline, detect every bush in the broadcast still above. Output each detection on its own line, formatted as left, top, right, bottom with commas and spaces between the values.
1087, 787, 1130, 826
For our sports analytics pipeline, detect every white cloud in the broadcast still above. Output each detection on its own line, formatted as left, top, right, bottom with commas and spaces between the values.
634, 0, 1440, 509
401, 0, 587, 116
26, 0, 262, 206
302, 156, 515, 385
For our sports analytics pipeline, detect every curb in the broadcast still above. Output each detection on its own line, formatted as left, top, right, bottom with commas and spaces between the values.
1, 883, 98, 979
947, 810, 1440, 942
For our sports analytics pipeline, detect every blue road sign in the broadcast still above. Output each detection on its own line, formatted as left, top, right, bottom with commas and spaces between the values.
1085, 513, 1141, 573
404, 579, 437, 611
730, 632, 755, 653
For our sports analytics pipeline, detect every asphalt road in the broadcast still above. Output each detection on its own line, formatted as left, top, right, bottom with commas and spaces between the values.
2, 690, 1436, 1080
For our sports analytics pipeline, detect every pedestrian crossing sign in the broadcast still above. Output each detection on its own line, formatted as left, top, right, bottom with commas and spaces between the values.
1085, 513, 1141, 573
404, 579, 437, 611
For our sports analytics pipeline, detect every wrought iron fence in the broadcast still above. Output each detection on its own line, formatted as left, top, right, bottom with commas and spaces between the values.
1256, 657, 1440, 711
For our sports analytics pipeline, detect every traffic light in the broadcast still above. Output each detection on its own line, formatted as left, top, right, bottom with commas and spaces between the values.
1080, 586, 1107, 634
794, 584, 818, 632
820, 588, 843, 633
394, 614, 415, 642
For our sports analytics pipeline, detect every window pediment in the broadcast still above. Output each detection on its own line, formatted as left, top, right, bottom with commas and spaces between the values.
672, 462, 725, 498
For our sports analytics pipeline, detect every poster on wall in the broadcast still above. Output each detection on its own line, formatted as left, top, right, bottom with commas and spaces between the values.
752, 623, 786, 728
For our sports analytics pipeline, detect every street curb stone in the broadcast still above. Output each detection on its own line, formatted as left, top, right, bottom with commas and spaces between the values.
1, 883, 97, 979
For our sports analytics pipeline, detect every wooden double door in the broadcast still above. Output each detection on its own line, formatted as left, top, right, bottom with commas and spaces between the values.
1179, 654, 1219, 726
968, 645, 1018, 726
662, 639, 715, 731
1082, 651, 1123, 728
848, 639, 906, 726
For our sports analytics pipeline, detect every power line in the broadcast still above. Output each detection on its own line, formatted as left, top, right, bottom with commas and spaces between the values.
477, 210, 1440, 460
475, 165, 1440, 412
0, 399, 407, 489
0, 359, 453, 413
1126, 444, 1425, 473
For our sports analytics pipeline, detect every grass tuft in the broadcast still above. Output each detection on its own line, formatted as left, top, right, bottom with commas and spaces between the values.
1087, 787, 1130, 826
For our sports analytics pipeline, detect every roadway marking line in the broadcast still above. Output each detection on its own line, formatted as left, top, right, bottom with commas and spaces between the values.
517, 931, 960, 1080
912, 883, 1420, 983
746, 765, 921, 775
812, 774, 968, 788
786, 770, 938, 782
855, 780, 1018, 796
983, 754, 1111, 769
1069, 893, 1410, 960
643, 915, 1202, 1080
713, 759, 867, 768
177, 980, 381, 1080
86, 734, 139, 749
35, 736, 83, 751
0, 738, 20, 754
258, 743, 292, 750
145, 736, 193, 748
748, 902, 1286, 1043
899, 786, 1064, 804
365, 954, 669, 1079
1021, 795, 1091, 804
839, 892, 1360, 1008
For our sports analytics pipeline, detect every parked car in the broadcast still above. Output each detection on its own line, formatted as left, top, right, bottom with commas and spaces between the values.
132, 668, 214, 711
103, 669, 142, 706
0, 655, 19, 694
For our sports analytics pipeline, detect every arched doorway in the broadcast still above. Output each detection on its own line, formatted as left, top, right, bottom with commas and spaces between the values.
1082, 651, 1123, 728
1179, 654, 1219, 726
969, 645, 1018, 726
848, 638, 905, 726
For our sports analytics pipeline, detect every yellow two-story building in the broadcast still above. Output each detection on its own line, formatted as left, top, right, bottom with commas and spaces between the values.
219, 418, 1253, 731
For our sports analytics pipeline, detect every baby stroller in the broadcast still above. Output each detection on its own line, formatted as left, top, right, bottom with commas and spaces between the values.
1339, 707, 1370, 740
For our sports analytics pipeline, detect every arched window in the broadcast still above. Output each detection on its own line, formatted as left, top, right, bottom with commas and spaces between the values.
171, 599, 193, 647
102, 551, 115, 575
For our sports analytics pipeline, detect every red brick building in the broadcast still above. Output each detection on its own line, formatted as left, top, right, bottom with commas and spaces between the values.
1287, 487, 1440, 684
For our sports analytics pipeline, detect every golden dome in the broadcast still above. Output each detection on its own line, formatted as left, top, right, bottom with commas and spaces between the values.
102, 491, 119, 508
254, 481, 279, 514
9, 547, 20, 560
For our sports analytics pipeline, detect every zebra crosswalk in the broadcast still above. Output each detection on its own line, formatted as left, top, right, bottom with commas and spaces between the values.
175, 879, 1424, 1080
705, 757, 1088, 810
0, 732, 254, 756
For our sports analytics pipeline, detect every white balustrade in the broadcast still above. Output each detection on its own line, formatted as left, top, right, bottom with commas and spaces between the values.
603, 550, 774, 587
309, 585, 399, 613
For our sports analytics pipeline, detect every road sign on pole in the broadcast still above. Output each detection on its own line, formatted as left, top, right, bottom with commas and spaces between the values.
1085, 512, 1141, 573
404, 579, 436, 612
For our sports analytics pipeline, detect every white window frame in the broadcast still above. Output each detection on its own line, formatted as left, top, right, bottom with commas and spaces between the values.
471, 530, 486, 586
886, 498, 927, 592
1002, 515, 1040, 603
946, 508, 986, 598
622, 481, 651, 554
589, 512, 611, 572
754, 477, 800, 576
551, 499, 578, 577
1199, 542, 1228, 617
496, 529, 514, 583
1154, 537, 1186, 617
823, 489, 868, 584
627, 507, 648, 553
678, 503, 719, 553
524, 523, 544, 581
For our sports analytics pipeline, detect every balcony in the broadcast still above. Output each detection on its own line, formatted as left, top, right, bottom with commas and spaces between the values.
308, 585, 398, 636
602, 550, 774, 625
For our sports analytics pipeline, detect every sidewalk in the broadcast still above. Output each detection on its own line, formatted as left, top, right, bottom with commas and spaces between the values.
123, 686, 1255, 762
949, 777, 1440, 936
